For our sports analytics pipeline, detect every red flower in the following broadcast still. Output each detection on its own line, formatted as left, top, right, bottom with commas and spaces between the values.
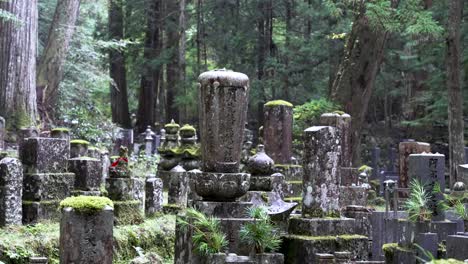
111, 157, 128, 167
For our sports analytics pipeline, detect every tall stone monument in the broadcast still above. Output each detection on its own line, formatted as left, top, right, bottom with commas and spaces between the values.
263, 100, 293, 164
399, 141, 431, 189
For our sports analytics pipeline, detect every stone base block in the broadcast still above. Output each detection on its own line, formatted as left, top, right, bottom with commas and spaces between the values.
288, 217, 356, 236
106, 177, 144, 202
113, 200, 144, 225
447, 235, 468, 260
20, 137, 70, 174
68, 157, 102, 191
430, 221, 458, 242
23, 200, 60, 224
281, 234, 369, 264
23, 173, 75, 201
193, 200, 252, 218
71, 190, 101, 196
339, 186, 367, 208
145, 178, 163, 216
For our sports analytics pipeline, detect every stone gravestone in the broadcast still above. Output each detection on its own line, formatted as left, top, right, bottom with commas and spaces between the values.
59, 197, 113, 264
263, 100, 293, 164
0, 158, 23, 226
408, 153, 445, 220
459, 164, 468, 186
20, 137, 75, 224
465, 147, 468, 164
0, 116, 5, 150
302, 126, 341, 217
319, 112, 352, 168
68, 157, 102, 196
145, 177, 163, 216
399, 141, 431, 189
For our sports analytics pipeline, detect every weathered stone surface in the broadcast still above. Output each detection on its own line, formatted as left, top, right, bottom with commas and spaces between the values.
288, 217, 356, 236
68, 157, 102, 191
198, 69, 250, 173
397, 220, 430, 247
23, 173, 75, 201
50, 129, 70, 141
302, 126, 341, 217
459, 164, 468, 186
253, 253, 284, 264
20, 137, 70, 174
168, 166, 188, 208
274, 164, 303, 181
408, 153, 445, 220
193, 171, 250, 202
70, 141, 88, 158
194, 200, 252, 218
446, 235, 468, 260
0, 158, 23, 226
71, 190, 101, 196
343, 206, 372, 237
398, 141, 430, 189
340, 167, 359, 186
320, 113, 352, 168
113, 200, 144, 225
174, 215, 193, 264
415, 233, 437, 262
430, 221, 458, 242
28, 257, 48, 264
145, 177, 163, 216
60, 206, 113, 264
339, 186, 367, 208
0, 116, 4, 150
22, 200, 61, 224
369, 211, 408, 261
106, 177, 144, 201
113, 128, 134, 155
263, 102, 293, 164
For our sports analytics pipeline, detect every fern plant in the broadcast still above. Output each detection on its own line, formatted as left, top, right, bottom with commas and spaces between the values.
404, 179, 432, 222
239, 207, 281, 254
177, 208, 228, 256
454, 201, 468, 220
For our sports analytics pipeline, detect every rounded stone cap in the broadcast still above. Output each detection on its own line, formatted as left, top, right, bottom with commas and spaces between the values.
198, 69, 249, 87
453, 181, 465, 191
247, 145, 274, 175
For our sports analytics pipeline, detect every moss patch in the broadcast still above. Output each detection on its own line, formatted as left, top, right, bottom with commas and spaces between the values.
51, 128, 70, 132
59, 196, 113, 214
180, 124, 196, 132
429, 260, 466, 264
114, 200, 144, 225
264, 100, 293, 108
158, 145, 201, 158
164, 123, 180, 129
70, 139, 90, 145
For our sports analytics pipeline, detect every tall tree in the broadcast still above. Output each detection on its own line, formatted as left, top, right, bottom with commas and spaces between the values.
0, 0, 38, 129
446, 0, 464, 187
109, 0, 131, 128
165, 0, 180, 123
36, 0, 81, 122
137, 0, 162, 132
178, 0, 187, 123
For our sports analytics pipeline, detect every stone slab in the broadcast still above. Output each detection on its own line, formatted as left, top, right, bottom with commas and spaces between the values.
23, 173, 75, 201
194, 200, 252, 218
68, 157, 102, 191
20, 137, 70, 174
446, 235, 468, 260
22, 200, 61, 224
430, 221, 458, 242
288, 217, 356, 236
0, 158, 23, 226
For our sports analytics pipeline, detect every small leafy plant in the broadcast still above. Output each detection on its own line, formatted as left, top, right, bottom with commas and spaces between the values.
178, 208, 228, 256
404, 179, 432, 222
239, 207, 281, 254
454, 201, 468, 220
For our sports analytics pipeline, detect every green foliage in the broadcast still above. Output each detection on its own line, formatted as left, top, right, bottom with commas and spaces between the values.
358, 165, 373, 173
264, 100, 293, 108
129, 153, 159, 177
293, 99, 340, 139
454, 201, 468, 220
239, 207, 281, 254
177, 208, 227, 256
59, 196, 113, 214
404, 179, 432, 222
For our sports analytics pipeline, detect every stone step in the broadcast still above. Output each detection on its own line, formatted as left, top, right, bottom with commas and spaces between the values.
289, 217, 357, 236
280, 234, 369, 264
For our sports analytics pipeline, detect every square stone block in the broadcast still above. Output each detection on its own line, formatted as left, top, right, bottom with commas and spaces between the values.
288, 217, 356, 236
339, 186, 367, 208
106, 177, 143, 201
430, 221, 458, 242
68, 157, 102, 191
446, 235, 468, 260
20, 137, 70, 173
193, 200, 252, 218
23, 173, 75, 201
22, 200, 60, 224
113, 200, 144, 225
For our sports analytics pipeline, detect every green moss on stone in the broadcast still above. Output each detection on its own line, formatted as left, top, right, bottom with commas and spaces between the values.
70, 139, 90, 145
59, 196, 113, 213
180, 124, 196, 132
287, 180, 302, 184
333, 110, 345, 115
51, 128, 70, 132
164, 123, 180, 129
159, 145, 201, 157
264, 100, 293, 108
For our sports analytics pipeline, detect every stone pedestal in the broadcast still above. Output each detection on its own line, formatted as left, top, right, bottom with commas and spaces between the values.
302, 126, 341, 217
70, 140, 89, 158
398, 141, 430, 189
145, 177, 163, 216
60, 206, 113, 264
320, 113, 352, 168
263, 100, 293, 164
459, 164, 468, 186
446, 235, 468, 260
193, 171, 250, 202
168, 166, 188, 208
20, 137, 70, 174
0, 158, 23, 226
68, 157, 102, 191
106, 177, 144, 225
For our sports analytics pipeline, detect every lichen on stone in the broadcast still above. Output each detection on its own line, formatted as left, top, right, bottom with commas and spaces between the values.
264, 100, 293, 108
59, 196, 113, 213
70, 139, 90, 145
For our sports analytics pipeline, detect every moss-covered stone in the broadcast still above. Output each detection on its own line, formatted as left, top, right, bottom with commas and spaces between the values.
180, 124, 196, 132
60, 196, 113, 214
264, 100, 293, 108
333, 110, 346, 115
158, 145, 201, 158
51, 127, 70, 132
70, 139, 90, 145
163, 204, 183, 215
113, 200, 144, 225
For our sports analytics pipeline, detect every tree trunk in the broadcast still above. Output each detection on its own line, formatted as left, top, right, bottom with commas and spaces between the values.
36, 0, 81, 122
137, 0, 162, 132
331, 12, 389, 166
178, 0, 187, 123
0, 0, 38, 129
446, 0, 464, 188
109, 0, 131, 128
165, 0, 180, 123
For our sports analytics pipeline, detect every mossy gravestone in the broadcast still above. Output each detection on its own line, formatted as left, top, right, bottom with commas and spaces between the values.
59, 196, 114, 264
263, 100, 293, 164
0, 158, 23, 226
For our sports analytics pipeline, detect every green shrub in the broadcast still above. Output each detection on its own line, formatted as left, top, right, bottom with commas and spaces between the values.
239, 207, 281, 254
293, 99, 340, 140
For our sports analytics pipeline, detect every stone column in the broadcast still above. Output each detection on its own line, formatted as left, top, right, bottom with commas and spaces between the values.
408, 153, 445, 220
398, 141, 431, 189
320, 112, 352, 168
59, 198, 113, 264
263, 100, 293, 164
302, 126, 341, 217
145, 177, 163, 216
459, 164, 468, 186
0, 158, 23, 226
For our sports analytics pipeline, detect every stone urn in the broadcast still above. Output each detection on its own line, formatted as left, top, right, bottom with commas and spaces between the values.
198, 69, 250, 173
247, 145, 274, 191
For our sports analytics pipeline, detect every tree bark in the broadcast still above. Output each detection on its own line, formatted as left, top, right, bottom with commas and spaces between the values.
165, 0, 180, 123
446, 0, 464, 188
36, 0, 81, 122
0, 0, 38, 129
178, 0, 187, 123
109, 0, 131, 128
331, 12, 389, 166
